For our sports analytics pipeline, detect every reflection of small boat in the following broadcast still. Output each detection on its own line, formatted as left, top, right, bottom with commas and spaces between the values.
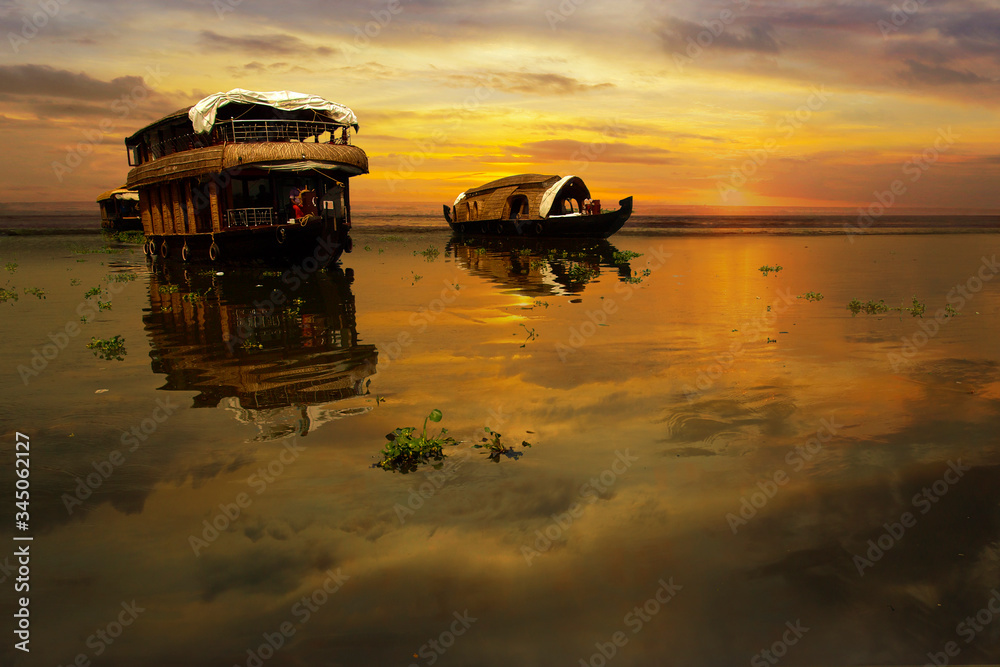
125, 89, 368, 264
96, 186, 141, 231
447, 236, 635, 296
443, 174, 632, 238
144, 264, 377, 439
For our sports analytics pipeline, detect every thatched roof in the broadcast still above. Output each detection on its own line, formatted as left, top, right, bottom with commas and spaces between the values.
465, 174, 559, 197
126, 143, 369, 188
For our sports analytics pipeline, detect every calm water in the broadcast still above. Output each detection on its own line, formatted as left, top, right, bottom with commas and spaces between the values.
1, 231, 999, 666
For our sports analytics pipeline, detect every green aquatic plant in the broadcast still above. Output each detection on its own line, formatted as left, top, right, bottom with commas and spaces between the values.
23, 287, 45, 299
473, 427, 532, 462
158, 285, 180, 293
759, 265, 783, 277
613, 250, 642, 264
945, 304, 959, 317
5, 262, 17, 273
906, 296, 925, 318
416, 246, 440, 262
106, 273, 136, 283
519, 323, 538, 348
84, 286, 101, 299
847, 296, 928, 317
377, 235, 405, 242
97, 300, 112, 311
87, 335, 126, 361
70, 278, 81, 286
283, 298, 304, 318
0, 287, 19, 303
106, 231, 146, 244
374, 409, 458, 474
73, 245, 122, 255
567, 263, 599, 282
847, 298, 889, 316
181, 288, 213, 304
798, 292, 824, 302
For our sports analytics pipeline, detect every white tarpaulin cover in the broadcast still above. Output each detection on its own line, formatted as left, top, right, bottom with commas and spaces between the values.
189, 89, 360, 134
261, 161, 365, 175
453, 192, 467, 207
539, 175, 589, 218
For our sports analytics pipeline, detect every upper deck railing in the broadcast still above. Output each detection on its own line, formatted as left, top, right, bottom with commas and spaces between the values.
129, 119, 353, 166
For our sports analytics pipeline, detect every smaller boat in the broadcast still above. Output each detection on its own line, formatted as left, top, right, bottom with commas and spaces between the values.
96, 186, 141, 231
443, 174, 632, 238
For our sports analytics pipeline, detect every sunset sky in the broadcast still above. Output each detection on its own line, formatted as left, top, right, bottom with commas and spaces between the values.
1, 0, 998, 210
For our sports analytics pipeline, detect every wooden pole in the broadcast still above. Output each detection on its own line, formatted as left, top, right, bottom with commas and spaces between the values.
209, 181, 221, 232
150, 188, 163, 235
139, 191, 152, 234
185, 180, 197, 234
171, 182, 184, 235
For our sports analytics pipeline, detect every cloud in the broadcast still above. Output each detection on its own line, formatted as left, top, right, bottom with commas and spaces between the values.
226, 61, 316, 79
657, 17, 780, 55
444, 71, 615, 96
0, 65, 145, 100
903, 59, 996, 86
511, 140, 674, 165
198, 30, 338, 57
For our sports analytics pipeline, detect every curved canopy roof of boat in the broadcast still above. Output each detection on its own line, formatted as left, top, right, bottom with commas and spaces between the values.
95, 186, 138, 203
539, 175, 590, 217
125, 89, 359, 144
454, 173, 592, 221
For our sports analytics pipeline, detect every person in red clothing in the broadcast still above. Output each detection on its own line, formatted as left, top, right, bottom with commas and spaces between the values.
290, 186, 304, 219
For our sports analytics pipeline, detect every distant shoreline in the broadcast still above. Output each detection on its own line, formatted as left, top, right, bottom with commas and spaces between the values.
3, 225, 997, 237
2, 207, 996, 236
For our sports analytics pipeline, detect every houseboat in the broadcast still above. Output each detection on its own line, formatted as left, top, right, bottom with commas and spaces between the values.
125, 89, 369, 264
447, 237, 637, 296
443, 174, 632, 238
145, 264, 377, 439
96, 186, 141, 231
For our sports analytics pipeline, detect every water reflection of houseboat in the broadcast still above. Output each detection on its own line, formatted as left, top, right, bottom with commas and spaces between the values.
125, 89, 368, 264
444, 174, 632, 238
446, 237, 635, 296
96, 186, 141, 231
144, 265, 377, 440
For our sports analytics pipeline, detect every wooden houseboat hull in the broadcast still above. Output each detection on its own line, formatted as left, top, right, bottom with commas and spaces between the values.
444, 196, 632, 239
141, 216, 352, 266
